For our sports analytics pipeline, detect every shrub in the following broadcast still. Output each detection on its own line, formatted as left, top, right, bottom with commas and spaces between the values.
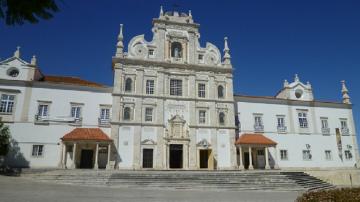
296, 188, 360, 202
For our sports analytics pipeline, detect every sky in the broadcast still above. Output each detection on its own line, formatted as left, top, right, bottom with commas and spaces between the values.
0, 0, 359, 144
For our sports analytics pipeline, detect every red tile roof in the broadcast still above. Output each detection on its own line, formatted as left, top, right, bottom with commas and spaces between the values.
235, 134, 277, 146
42, 75, 105, 88
61, 128, 112, 142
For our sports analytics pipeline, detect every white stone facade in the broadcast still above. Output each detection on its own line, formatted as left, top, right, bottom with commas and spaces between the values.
0, 8, 359, 170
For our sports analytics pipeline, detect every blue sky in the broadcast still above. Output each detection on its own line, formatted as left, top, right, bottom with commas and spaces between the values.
1, 0, 359, 144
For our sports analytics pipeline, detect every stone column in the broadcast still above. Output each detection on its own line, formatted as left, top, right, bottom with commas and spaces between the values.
265, 147, 270, 170
274, 146, 279, 169
183, 143, 189, 169
71, 142, 77, 169
238, 146, 244, 170
94, 143, 99, 169
248, 146, 254, 170
61, 143, 67, 168
106, 144, 111, 170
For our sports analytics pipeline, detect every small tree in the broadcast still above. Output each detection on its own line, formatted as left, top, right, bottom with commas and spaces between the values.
0, 121, 11, 165
0, 0, 59, 25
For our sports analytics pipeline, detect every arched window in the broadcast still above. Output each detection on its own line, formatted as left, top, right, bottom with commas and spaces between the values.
125, 78, 132, 92
171, 42, 182, 58
219, 112, 225, 125
218, 85, 224, 98
123, 107, 131, 120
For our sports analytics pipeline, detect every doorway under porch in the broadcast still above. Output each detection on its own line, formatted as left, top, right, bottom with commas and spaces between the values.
59, 128, 113, 170
235, 133, 279, 170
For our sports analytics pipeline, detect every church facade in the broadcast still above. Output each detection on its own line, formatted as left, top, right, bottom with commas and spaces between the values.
0, 8, 359, 170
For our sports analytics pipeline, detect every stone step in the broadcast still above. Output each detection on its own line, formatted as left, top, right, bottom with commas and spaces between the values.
21, 170, 335, 192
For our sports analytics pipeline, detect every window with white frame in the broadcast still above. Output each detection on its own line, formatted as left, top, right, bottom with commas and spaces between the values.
146, 80, 155, 95
325, 150, 332, 160
321, 118, 329, 129
280, 150, 288, 160
298, 112, 308, 128
123, 107, 131, 121
199, 110, 206, 124
219, 112, 225, 125
254, 115, 263, 127
100, 108, 110, 120
170, 79, 182, 96
32, 145, 44, 157
217, 85, 224, 98
345, 150, 352, 160
145, 108, 153, 122
148, 49, 154, 57
125, 78, 133, 92
341, 120, 348, 129
277, 116, 285, 128
302, 150, 312, 160
71, 105, 82, 119
37, 104, 49, 117
0, 94, 15, 113
198, 83, 206, 98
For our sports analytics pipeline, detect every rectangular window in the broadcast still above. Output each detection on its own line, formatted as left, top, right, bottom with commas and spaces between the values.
199, 110, 206, 124
198, 83, 206, 98
170, 79, 182, 96
32, 145, 44, 157
302, 150, 312, 160
146, 80, 155, 95
277, 117, 285, 128
298, 112, 308, 128
341, 120, 348, 129
280, 150, 288, 160
254, 116, 263, 127
71, 106, 81, 119
321, 118, 329, 129
148, 49, 154, 56
37, 104, 49, 117
325, 150, 332, 160
0, 94, 15, 113
100, 108, 110, 120
145, 108, 153, 122
345, 150, 352, 160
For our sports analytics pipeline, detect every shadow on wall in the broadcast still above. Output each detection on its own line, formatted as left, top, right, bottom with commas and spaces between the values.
0, 139, 29, 176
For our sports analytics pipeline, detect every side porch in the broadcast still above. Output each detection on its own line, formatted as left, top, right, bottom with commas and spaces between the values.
235, 133, 279, 170
58, 128, 113, 169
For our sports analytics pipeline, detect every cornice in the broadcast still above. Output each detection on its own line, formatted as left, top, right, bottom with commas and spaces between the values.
234, 95, 352, 109
112, 92, 235, 104
112, 57, 233, 74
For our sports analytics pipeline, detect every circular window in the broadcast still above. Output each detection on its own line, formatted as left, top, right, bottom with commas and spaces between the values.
7, 68, 19, 77
295, 89, 303, 99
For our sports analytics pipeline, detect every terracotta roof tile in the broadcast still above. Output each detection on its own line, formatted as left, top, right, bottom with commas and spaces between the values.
235, 133, 277, 146
42, 75, 105, 88
61, 128, 112, 141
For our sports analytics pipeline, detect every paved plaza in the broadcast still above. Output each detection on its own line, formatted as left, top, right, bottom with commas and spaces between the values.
0, 175, 300, 202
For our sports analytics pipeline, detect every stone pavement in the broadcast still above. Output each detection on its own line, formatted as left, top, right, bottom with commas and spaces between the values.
0, 176, 300, 202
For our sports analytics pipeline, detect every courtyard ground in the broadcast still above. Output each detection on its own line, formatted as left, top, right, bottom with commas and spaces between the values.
0, 175, 300, 202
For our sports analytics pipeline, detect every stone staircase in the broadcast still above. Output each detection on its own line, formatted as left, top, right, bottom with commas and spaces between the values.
21, 169, 335, 192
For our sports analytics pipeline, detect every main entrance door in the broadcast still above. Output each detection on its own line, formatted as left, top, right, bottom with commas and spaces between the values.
80, 149, 93, 169
142, 149, 154, 168
199, 149, 209, 169
244, 152, 250, 169
169, 144, 183, 169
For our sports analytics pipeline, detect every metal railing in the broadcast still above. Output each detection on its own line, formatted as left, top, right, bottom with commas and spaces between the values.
254, 125, 264, 132
321, 127, 330, 135
277, 126, 287, 133
341, 127, 350, 135
98, 118, 110, 126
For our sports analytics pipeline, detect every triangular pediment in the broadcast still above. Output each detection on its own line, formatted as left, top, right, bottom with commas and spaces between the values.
169, 115, 185, 123
0, 56, 29, 66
